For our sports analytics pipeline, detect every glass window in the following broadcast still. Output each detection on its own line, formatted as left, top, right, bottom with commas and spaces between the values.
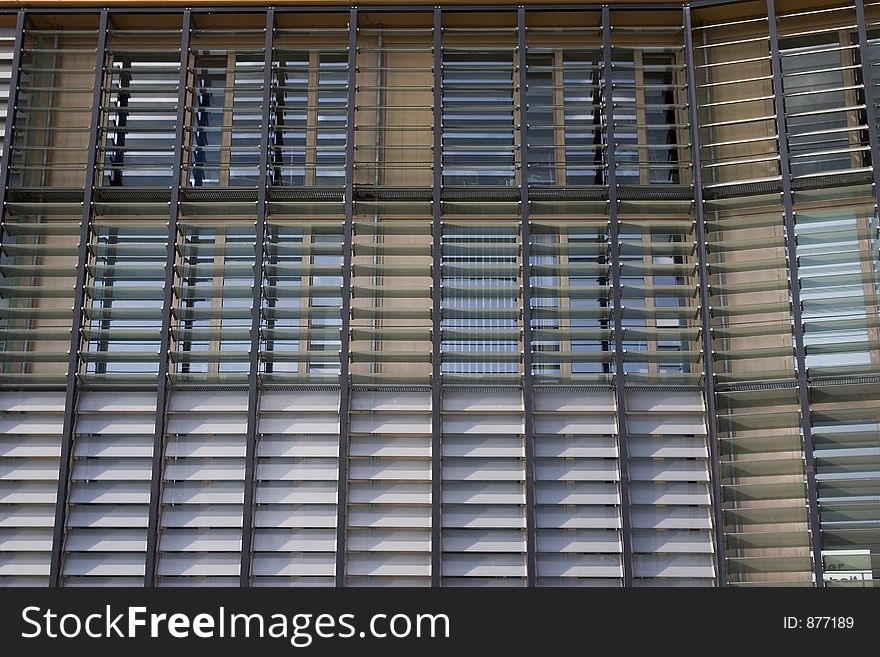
85, 225, 166, 378
270, 53, 309, 186
187, 52, 263, 187
103, 52, 180, 186
613, 48, 682, 184
442, 223, 520, 378
781, 34, 866, 177
525, 50, 604, 186
642, 53, 681, 184
525, 52, 555, 185
563, 50, 605, 185
270, 51, 348, 187
261, 223, 343, 380
174, 225, 253, 378
442, 51, 516, 186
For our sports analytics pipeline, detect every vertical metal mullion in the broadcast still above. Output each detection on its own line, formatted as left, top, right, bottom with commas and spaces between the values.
0, 10, 25, 336
856, 0, 880, 205
0, 15, 26, 582
239, 8, 275, 588
767, 0, 824, 588
0, 10, 24, 224
683, 5, 727, 588
603, 4, 633, 588
144, 9, 192, 587
334, 7, 357, 588
431, 6, 443, 588
49, 9, 109, 587
517, 6, 538, 588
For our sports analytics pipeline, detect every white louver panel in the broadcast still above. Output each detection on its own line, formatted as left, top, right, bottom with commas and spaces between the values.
625, 390, 715, 586
250, 389, 339, 586
0, 392, 64, 586
533, 389, 623, 586
0, 28, 12, 160
441, 390, 525, 586
61, 391, 155, 586
157, 391, 247, 586
345, 390, 431, 586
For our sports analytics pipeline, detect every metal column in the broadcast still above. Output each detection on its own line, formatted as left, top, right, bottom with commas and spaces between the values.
49, 10, 110, 586
0, 10, 24, 224
431, 6, 443, 588
239, 8, 275, 587
766, 0, 825, 588
143, 9, 193, 587
0, 10, 25, 332
517, 6, 538, 588
683, 5, 728, 588
334, 7, 358, 587
602, 4, 634, 587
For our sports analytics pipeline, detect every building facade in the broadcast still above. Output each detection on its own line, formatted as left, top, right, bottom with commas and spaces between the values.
0, 0, 878, 587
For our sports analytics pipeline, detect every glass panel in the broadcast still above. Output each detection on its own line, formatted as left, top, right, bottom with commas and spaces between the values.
0, 208, 80, 385
100, 25, 182, 187
441, 219, 522, 383
778, 4, 868, 179
618, 209, 700, 384
611, 18, 689, 186
561, 50, 605, 185
349, 203, 432, 384
692, 7, 779, 187
171, 216, 256, 383
81, 219, 167, 383
442, 36, 516, 186
184, 24, 265, 188
529, 216, 611, 384
354, 20, 434, 188
797, 204, 879, 376
271, 17, 349, 188
261, 206, 345, 384
523, 24, 604, 187
11, 23, 100, 189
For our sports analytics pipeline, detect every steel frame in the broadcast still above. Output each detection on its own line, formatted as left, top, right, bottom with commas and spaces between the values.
48, 10, 110, 586
766, 0, 825, 588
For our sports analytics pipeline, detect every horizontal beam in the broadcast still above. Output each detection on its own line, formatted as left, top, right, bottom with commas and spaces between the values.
0, 2, 697, 15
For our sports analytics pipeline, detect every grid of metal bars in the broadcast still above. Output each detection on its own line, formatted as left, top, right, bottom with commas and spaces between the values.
1, 2, 879, 587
